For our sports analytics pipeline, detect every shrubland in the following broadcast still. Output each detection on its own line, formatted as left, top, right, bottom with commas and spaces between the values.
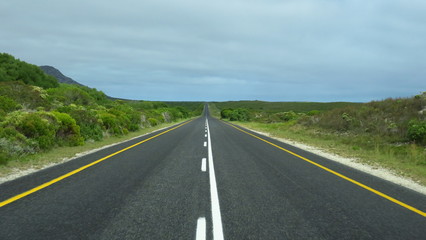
212, 94, 426, 184
0, 53, 201, 166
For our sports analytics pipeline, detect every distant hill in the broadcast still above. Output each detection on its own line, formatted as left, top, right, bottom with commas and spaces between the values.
39, 65, 84, 86
39, 65, 121, 100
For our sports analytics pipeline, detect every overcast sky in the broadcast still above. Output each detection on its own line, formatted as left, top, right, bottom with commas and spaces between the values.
1, 0, 425, 102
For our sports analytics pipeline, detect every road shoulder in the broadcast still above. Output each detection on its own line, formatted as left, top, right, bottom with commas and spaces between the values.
232, 122, 426, 196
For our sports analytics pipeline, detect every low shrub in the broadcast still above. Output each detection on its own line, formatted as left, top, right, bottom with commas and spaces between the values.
58, 107, 103, 141
220, 108, 251, 121
307, 110, 321, 116
0, 127, 37, 164
98, 111, 119, 134
175, 106, 190, 119
108, 102, 141, 132
0, 82, 49, 109
0, 95, 21, 113
148, 118, 159, 126
272, 111, 298, 122
16, 112, 57, 150
220, 109, 233, 119
52, 112, 84, 146
47, 84, 94, 106
124, 111, 141, 132
408, 120, 426, 145
229, 108, 251, 121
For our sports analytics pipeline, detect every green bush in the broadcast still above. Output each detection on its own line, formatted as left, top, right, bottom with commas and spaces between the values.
220, 109, 233, 119
107, 110, 130, 134
0, 95, 21, 113
148, 118, 159, 126
162, 109, 175, 122
63, 108, 103, 141
0, 82, 49, 109
160, 107, 189, 121
79, 86, 109, 105
408, 120, 426, 145
220, 108, 251, 121
0, 126, 37, 163
273, 111, 298, 122
176, 106, 189, 118
98, 111, 119, 133
47, 84, 94, 106
229, 108, 251, 121
16, 112, 57, 150
0, 126, 33, 146
127, 111, 141, 131
142, 109, 164, 126
107, 101, 141, 132
307, 110, 321, 116
1, 111, 27, 129
52, 112, 84, 146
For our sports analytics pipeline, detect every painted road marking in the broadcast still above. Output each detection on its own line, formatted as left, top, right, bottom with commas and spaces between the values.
0, 120, 194, 208
225, 122, 426, 218
204, 141, 207, 147
201, 158, 207, 172
196, 217, 206, 240
205, 134, 207, 137
206, 118, 225, 240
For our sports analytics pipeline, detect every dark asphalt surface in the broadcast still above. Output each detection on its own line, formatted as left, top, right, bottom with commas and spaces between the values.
1, 107, 425, 239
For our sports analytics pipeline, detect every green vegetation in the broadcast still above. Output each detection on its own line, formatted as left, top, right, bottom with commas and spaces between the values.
215, 100, 360, 123
0, 121, 182, 177
0, 53, 201, 168
0, 53, 58, 88
165, 101, 205, 115
213, 100, 360, 113
220, 108, 251, 121
211, 94, 426, 185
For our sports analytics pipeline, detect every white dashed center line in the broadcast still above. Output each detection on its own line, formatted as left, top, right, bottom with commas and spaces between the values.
201, 158, 206, 172
196, 217, 206, 240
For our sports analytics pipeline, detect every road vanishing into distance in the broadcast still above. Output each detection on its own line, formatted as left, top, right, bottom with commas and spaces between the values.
1, 106, 425, 239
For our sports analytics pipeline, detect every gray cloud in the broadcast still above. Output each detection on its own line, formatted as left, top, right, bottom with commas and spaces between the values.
1, 0, 425, 101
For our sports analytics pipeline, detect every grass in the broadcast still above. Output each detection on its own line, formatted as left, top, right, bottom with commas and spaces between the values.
231, 120, 426, 186
0, 119, 192, 179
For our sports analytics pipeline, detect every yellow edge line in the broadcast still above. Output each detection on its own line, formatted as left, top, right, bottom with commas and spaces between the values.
0, 120, 193, 208
225, 122, 426, 217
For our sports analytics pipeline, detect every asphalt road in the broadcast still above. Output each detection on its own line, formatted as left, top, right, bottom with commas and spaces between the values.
1, 106, 425, 239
